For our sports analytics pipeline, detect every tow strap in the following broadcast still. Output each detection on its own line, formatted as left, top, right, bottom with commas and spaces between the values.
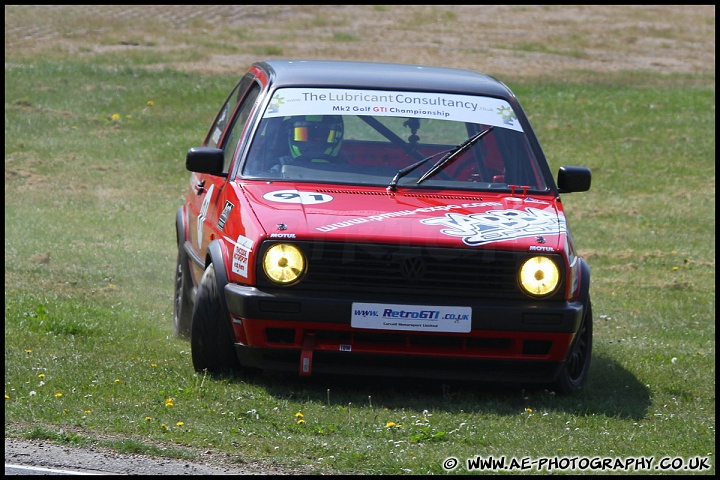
299, 332, 316, 376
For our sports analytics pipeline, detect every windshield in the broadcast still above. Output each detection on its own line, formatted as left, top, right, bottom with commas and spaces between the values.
241, 87, 548, 191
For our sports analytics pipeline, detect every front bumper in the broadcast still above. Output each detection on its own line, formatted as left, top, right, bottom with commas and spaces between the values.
224, 284, 585, 381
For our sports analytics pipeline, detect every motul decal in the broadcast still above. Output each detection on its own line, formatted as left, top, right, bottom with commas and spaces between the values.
420, 207, 565, 246
529, 245, 555, 252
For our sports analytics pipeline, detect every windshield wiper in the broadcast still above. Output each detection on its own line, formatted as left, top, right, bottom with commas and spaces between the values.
415, 126, 494, 185
387, 148, 456, 191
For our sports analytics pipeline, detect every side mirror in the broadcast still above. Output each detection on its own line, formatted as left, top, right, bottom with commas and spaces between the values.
186, 147, 226, 176
557, 166, 591, 193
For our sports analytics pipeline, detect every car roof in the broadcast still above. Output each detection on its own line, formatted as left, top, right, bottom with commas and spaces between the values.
256, 60, 516, 99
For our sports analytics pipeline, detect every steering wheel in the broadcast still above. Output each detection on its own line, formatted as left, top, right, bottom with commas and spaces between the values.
290, 153, 338, 164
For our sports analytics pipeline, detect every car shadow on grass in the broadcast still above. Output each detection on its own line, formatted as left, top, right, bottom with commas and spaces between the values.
221, 352, 650, 421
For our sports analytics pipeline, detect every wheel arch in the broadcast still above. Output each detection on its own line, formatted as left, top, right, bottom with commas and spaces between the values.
205, 239, 233, 332
175, 205, 188, 247
577, 257, 591, 306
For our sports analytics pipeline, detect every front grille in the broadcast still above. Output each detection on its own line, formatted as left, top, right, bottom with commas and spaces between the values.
258, 241, 564, 300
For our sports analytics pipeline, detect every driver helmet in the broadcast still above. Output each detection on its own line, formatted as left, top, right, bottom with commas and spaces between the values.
286, 115, 344, 159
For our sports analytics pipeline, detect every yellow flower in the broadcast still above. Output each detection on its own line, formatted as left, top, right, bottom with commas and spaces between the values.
111, 113, 120, 121
295, 412, 304, 419
147, 101, 154, 107
161, 424, 168, 430
672, 266, 679, 271
38, 373, 45, 379
296, 419, 305, 425
25, 349, 32, 354
176, 421, 184, 427
5, 394, 9, 399
114, 379, 120, 383
386, 421, 396, 428
55, 392, 63, 398
150, 363, 157, 367
525, 407, 533, 413
84, 409, 91, 413
125, 115, 132, 119
165, 398, 174, 407
145, 416, 152, 421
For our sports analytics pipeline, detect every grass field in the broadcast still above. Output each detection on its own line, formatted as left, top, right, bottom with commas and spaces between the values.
4, 5, 715, 475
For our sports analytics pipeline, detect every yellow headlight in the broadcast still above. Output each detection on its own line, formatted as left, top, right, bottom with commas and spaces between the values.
519, 256, 560, 297
263, 243, 306, 285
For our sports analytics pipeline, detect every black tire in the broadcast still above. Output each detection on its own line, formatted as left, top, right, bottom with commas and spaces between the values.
190, 263, 241, 374
173, 247, 193, 340
551, 299, 593, 395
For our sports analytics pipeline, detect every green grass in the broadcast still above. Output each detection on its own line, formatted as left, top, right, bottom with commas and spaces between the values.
5, 40, 715, 480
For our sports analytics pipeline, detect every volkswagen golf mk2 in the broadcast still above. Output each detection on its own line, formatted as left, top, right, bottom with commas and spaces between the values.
174, 60, 593, 394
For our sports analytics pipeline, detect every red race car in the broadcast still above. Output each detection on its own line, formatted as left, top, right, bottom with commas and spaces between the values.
174, 60, 593, 394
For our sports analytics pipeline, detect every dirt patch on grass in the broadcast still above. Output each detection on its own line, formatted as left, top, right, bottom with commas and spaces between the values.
4, 5, 715, 81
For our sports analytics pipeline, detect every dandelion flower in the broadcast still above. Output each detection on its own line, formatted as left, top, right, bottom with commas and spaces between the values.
55, 392, 63, 398
295, 412, 304, 419
145, 416, 152, 421
161, 424, 169, 430
525, 407, 533, 413
165, 398, 174, 407
114, 379, 120, 383
38, 373, 45, 379
296, 419, 305, 425
5, 394, 9, 399
25, 349, 32, 354
672, 266, 679, 271
147, 101, 154, 107
111, 113, 120, 121
176, 421, 184, 427
151, 363, 157, 367
386, 421, 396, 428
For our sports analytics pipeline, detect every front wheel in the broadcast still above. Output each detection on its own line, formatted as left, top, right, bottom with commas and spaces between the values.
551, 299, 593, 395
190, 263, 240, 374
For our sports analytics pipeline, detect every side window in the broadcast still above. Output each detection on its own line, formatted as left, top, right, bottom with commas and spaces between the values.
204, 74, 255, 150
221, 83, 261, 173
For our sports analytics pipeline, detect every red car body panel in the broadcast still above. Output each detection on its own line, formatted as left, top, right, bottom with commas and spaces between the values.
240, 182, 564, 250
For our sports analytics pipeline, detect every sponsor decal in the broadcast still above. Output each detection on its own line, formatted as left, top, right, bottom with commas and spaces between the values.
421, 207, 565, 246
352, 302, 472, 333
529, 245, 555, 252
263, 190, 333, 205
217, 200, 234, 230
316, 201, 502, 232
264, 88, 524, 132
231, 235, 254, 277
196, 184, 215, 248
270, 233, 297, 238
